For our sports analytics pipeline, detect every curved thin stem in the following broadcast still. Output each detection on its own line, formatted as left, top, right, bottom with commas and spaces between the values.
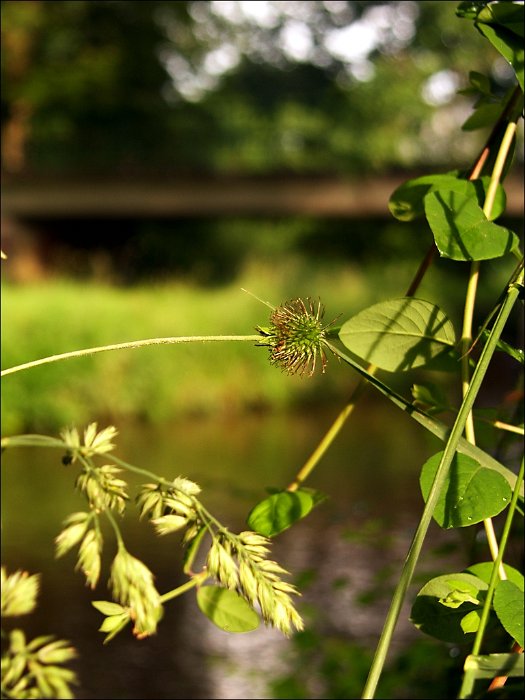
160, 572, 208, 604
1, 335, 262, 377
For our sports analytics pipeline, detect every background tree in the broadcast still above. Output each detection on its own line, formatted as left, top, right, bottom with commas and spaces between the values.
2, 0, 519, 176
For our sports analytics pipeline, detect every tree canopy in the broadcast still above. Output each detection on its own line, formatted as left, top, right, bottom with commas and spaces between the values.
1, 0, 519, 176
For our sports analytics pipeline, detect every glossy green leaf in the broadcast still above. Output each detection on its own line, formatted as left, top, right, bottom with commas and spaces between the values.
494, 580, 525, 648
196, 585, 260, 633
460, 610, 482, 634
424, 189, 518, 260
478, 1, 524, 37
338, 298, 456, 372
411, 573, 487, 643
420, 451, 512, 528
247, 490, 314, 537
388, 173, 506, 222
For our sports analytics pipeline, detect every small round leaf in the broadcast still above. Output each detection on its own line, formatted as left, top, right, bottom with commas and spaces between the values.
247, 490, 314, 536
196, 586, 260, 633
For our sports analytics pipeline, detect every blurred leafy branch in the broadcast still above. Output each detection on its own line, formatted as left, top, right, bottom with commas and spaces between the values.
1, 0, 518, 176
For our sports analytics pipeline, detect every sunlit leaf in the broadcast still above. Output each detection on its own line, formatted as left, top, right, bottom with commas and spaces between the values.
247, 490, 314, 537
424, 189, 518, 260
494, 580, 525, 648
465, 562, 524, 590
410, 573, 487, 642
338, 298, 456, 372
196, 585, 260, 633
420, 451, 512, 528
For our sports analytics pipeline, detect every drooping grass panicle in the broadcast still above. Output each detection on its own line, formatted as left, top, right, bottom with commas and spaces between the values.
137, 475, 201, 535
76, 464, 129, 514
109, 547, 162, 638
1, 568, 40, 617
207, 529, 304, 636
1, 629, 78, 699
60, 423, 118, 463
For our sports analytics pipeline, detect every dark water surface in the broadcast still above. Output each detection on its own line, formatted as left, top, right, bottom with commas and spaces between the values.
2, 401, 467, 699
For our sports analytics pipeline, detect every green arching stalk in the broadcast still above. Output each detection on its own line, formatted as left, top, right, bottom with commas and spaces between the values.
460, 119, 519, 576
160, 572, 207, 604
458, 456, 525, 699
287, 380, 367, 491
472, 464, 525, 656
103, 507, 126, 550
0, 335, 262, 377
360, 264, 523, 699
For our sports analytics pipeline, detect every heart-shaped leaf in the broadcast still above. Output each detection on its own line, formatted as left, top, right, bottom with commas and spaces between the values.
411, 573, 487, 643
389, 174, 506, 222
494, 580, 524, 648
196, 585, 259, 633
338, 298, 456, 372
247, 490, 314, 537
420, 451, 512, 528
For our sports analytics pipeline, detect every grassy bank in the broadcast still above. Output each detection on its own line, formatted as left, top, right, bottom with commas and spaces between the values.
1, 250, 515, 433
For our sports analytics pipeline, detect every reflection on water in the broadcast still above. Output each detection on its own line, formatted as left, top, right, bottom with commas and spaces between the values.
2, 401, 464, 699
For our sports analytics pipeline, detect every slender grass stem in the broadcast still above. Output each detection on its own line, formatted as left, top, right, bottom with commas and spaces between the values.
0, 335, 262, 377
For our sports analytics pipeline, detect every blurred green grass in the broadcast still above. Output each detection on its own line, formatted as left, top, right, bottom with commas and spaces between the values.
1, 250, 517, 433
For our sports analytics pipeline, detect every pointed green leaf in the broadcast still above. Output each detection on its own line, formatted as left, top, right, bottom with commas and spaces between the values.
411, 573, 487, 643
479, 329, 525, 365
461, 610, 481, 634
462, 101, 507, 131
338, 298, 456, 372
91, 600, 126, 616
183, 525, 207, 575
98, 613, 129, 634
494, 580, 524, 648
467, 71, 492, 95
476, 4, 524, 90
247, 490, 314, 537
420, 451, 512, 528
196, 585, 260, 633
424, 189, 518, 260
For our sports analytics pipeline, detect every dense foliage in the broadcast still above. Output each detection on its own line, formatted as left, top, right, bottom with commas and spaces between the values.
1, 0, 517, 175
